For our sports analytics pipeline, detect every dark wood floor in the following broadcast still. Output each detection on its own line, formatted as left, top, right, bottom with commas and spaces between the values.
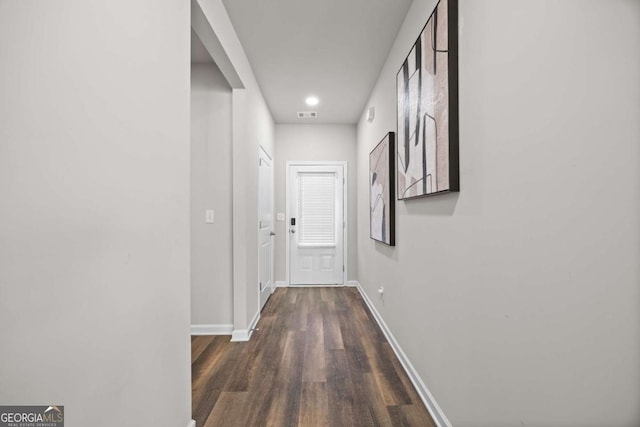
192, 287, 436, 427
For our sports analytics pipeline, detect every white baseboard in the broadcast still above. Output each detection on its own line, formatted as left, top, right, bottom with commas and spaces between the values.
288, 284, 342, 287
231, 328, 250, 341
230, 309, 260, 342
353, 281, 452, 427
190, 324, 233, 336
187, 420, 195, 427
278, 280, 355, 288
287, 283, 353, 287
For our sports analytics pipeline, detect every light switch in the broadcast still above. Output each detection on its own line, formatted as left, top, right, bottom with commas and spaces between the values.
205, 210, 215, 223
276, 212, 285, 221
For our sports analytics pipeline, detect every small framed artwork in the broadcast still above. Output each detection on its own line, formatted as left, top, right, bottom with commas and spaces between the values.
396, 0, 459, 200
370, 132, 395, 246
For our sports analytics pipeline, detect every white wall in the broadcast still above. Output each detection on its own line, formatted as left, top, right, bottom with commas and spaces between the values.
196, 0, 275, 332
274, 124, 357, 283
190, 62, 233, 326
0, 1, 192, 427
356, 1, 640, 426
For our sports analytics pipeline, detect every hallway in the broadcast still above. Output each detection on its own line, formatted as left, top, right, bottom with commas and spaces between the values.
192, 288, 435, 426
3, 1, 639, 426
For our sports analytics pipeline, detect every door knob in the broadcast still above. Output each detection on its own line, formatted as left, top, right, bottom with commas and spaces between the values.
290, 229, 295, 234
270, 231, 276, 236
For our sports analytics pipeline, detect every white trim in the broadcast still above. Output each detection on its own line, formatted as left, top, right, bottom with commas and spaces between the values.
186, 420, 196, 427
190, 324, 233, 335
288, 284, 346, 288
346, 280, 358, 287
353, 281, 452, 427
258, 144, 275, 313
286, 161, 348, 286
231, 329, 249, 342
230, 309, 260, 342
285, 160, 290, 285
275, 280, 288, 288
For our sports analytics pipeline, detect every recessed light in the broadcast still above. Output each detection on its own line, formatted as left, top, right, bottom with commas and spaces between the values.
305, 96, 319, 106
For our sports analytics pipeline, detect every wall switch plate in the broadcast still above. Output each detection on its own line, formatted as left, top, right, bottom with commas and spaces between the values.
205, 210, 215, 223
276, 212, 285, 221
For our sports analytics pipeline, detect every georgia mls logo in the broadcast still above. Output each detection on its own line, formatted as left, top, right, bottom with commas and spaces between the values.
0, 405, 64, 427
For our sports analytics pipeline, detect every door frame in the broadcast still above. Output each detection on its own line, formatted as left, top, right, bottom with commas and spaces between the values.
285, 161, 348, 286
258, 145, 275, 311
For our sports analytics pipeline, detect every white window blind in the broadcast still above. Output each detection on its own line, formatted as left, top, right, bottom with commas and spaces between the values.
299, 172, 336, 246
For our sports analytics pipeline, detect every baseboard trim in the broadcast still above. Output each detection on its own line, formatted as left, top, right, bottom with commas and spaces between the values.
190, 324, 233, 336
278, 281, 356, 288
187, 420, 196, 427
353, 281, 452, 427
230, 309, 260, 342
287, 283, 355, 288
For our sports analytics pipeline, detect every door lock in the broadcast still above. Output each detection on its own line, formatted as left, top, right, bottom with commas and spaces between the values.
290, 229, 296, 234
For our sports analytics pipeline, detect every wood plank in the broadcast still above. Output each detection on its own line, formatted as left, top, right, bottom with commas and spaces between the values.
192, 339, 243, 425
326, 349, 357, 426
368, 341, 413, 406
388, 404, 438, 427
302, 312, 326, 382
383, 342, 428, 406
322, 308, 344, 350
289, 288, 309, 331
192, 336, 231, 393
265, 330, 305, 427
298, 382, 328, 427
191, 335, 214, 363
203, 392, 249, 427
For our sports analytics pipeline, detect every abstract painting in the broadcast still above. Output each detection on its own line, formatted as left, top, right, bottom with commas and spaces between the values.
370, 132, 395, 246
396, 0, 459, 199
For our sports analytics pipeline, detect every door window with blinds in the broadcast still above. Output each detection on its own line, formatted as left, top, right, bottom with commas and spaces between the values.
298, 172, 336, 247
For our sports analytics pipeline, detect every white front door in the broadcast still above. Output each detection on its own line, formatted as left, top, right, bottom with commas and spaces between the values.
258, 147, 274, 310
288, 163, 345, 285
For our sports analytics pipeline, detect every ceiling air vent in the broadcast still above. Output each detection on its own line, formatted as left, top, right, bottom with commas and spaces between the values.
297, 111, 318, 119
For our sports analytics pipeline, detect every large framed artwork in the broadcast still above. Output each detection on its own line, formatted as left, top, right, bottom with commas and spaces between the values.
370, 132, 395, 246
396, 0, 459, 200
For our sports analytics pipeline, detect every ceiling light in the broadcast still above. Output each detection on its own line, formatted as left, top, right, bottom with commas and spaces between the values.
305, 96, 319, 106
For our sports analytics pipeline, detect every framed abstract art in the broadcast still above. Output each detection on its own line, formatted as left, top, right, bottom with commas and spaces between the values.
396, 0, 459, 200
370, 132, 395, 246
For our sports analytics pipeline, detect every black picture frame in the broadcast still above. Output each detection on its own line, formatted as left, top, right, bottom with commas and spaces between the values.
369, 132, 396, 246
396, 0, 459, 200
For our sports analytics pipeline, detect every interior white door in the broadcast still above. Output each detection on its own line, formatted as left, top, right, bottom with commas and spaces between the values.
289, 164, 345, 285
258, 147, 274, 310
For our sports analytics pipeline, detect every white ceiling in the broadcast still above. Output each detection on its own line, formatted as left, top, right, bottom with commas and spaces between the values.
221, 0, 413, 124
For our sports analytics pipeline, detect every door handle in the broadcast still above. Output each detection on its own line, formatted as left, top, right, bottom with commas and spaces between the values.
290, 229, 295, 234
270, 231, 276, 236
